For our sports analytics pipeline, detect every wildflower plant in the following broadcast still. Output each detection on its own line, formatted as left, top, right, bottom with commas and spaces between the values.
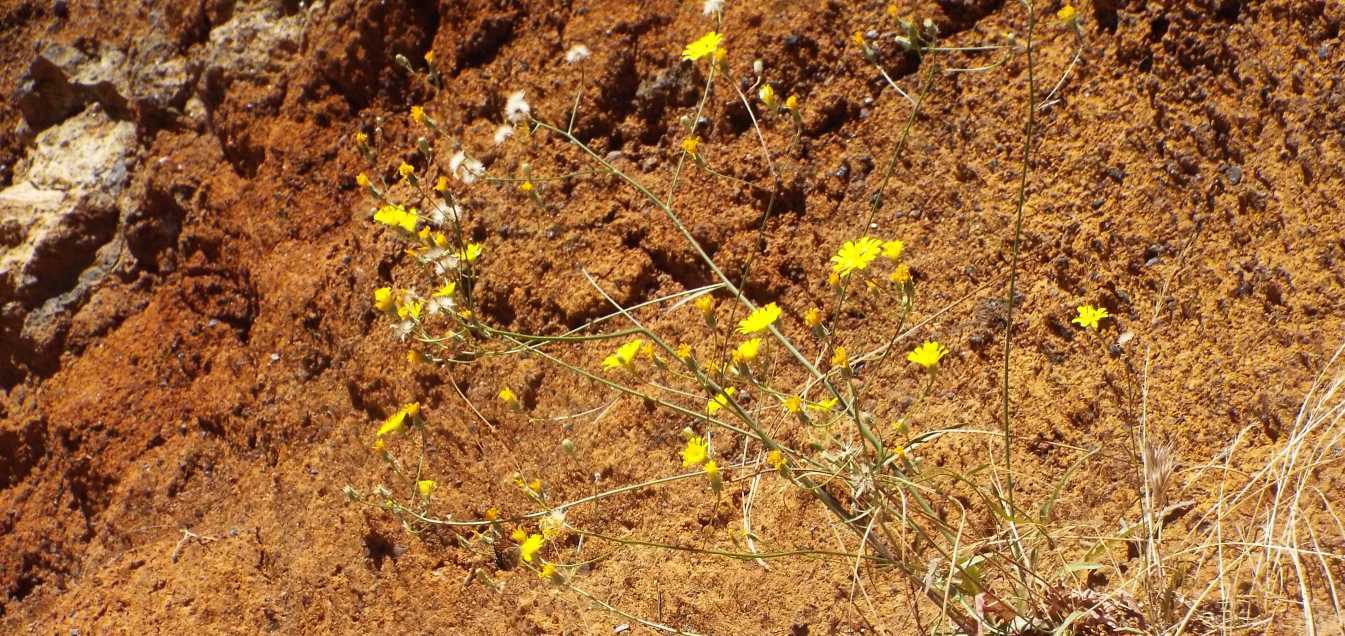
330, 4, 1282, 635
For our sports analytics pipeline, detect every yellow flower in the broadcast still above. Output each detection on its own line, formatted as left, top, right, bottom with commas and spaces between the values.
424, 50, 435, 64
886, 4, 899, 18
830, 346, 848, 369
539, 563, 557, 580
827, 271, 840, 287
831, 236, 883, 277
407, 349, 429, 365
355, 131, 369, 145
434, 282, 456, 297
540, 510, 566, 539
519, 180, 534, 193
434, 176, 448, 192
907, 341, 948, 369
1057, 4, 1077, 22
676, 343, 693, 360
485, 507, 500, 521
737, 302, 781, 334
511, 528, 527, 542
693, 295, 714, 317
374, 287, 396, 313
398, 162, 414, 179
809, 397, 838, 413
705, 460, 722, 491
371, 438, 385, 452
682, 31, 723, 61
410, 105, 425, 124
706, 387, 736, 414
458, 242, 483, 262
356, 173, 371, 188
396, 300, 423, 321
417, 479, 436, 497
681, 136, 700, 157
881, 239, 904, 260
682, 435, 708, 467
376, 402, 420, 436
732, 338, 762, 364
758, 84, 778, 109
851, 31, 865, 47
889, 264, 911, 284
519, 534, 544, 563
601, 339, 643, 371
766, 449, 786, 470
432, 232, 449, 248
785, 94, 799, 111
373, 204, 418, 233
417, 226, 433, 244
782, 395, 803, 413
499, 387, 519, 405
1072, 304, 1110, 330
803, 307, 822, 328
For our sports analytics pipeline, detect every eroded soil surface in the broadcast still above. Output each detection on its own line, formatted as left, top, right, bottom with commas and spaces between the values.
2, 0, 1344, 633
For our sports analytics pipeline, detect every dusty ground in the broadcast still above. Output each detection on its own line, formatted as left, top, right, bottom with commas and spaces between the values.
2, 0, 1344, 633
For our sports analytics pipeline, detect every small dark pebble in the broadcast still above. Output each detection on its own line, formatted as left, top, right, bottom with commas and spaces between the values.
1224, 164, 1242, 185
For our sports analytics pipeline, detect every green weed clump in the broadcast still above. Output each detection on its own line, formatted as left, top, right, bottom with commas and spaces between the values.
340, 3, 1342, 634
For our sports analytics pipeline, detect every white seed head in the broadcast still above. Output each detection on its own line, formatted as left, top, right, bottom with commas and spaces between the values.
504, 90, 531, 123
565, 44, 591, 64
493, 124, 514, 145
702, 0, 724, 16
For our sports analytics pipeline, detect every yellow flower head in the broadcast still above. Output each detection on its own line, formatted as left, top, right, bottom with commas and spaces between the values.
830, 346, 849, 369
485, 507, 500, 522
374, 287, 396, 313
681, 136, 701, 157
539, 563, 557, 580
803, 307, 822, 328
519, 533, 544, 563
373, 204, 418, 233
693, 295, 714, 317
540, 509, 567, 539
417, 479, 436, 497
398, 162, 415, 179
889, 263, 911, 284
355, 131, 369, 145
881, 239, 904, 260
737, 302, 781, 334
376, 402, 420, 436
706, 387, 736, 414
458, 242, 483, 263
602, 338, 644, 371
827, 271, 841, 287
371, 438, 385, 452
682, 435, 708, 467
356, 172, 371, 188
528, 478, 543, 494
782, 395, 803, 413
406, 349, 428, 365
831, 236, 883, 277
1072, 304, 1110, 330
1057, 4, 1077, 22
907, 341, 949, 369
682, 31, 723, 61
433, 282, 456, 297
758, 84, 778, 109
704, 460, 722, 492
519, 180, 534, 193
410, 105, 426, 124
732, 338, 762, 364
511, 528, 527, 542
434, 176, 448, 192
785, 94, 799, 111
396, 300, 423, 321
766, 449, 786, 470
809, 397, 838, 413
852, 31, 866, 48
499, 387, 519, 405
676, 343, 693, 360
